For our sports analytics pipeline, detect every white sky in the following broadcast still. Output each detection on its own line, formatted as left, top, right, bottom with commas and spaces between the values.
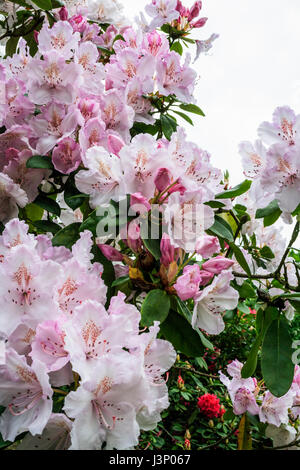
126, 0, 300, 185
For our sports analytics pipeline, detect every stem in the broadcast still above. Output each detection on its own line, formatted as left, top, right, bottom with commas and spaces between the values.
52, 388, 68, 396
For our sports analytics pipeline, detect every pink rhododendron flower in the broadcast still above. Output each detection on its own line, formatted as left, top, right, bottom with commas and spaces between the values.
174, 264, 202, 301
0, 348, 53, 442
195, 235, 220, 258
52, 137, 82, 174
192, 271, 239, 334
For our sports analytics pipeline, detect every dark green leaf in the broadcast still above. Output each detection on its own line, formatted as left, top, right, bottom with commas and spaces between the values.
161, 114, 177, 140
34, 194, 61, 216
170, 41, 183, 55
261, 319, 294, 397
31, 0, 52, 9
141, 289, 171, 327
207, 215, 234, 242
238, 281, 256, 299
52, 223, 81, 249
64, 174, 87, 211
260, 246, 275, 260
229, 242, 252, 276
32, 220, 61, 234
91, 245, 115, 307
160, 310, 204, 357
26, 155, 54, 170
5, 36, 19, 57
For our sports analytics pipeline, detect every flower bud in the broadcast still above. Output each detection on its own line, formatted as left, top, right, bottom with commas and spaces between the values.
59, 6, 68, 21
191, 17, 208, 28
184, 438, 191, 450
177, 374, 185, 390
98, 244, 123, 262
154, 168, 171, 193
188, 1, 202, 21
130, 193, 151, 214
160, 233, 175, 267
201, 256, 235, 274
199, 269, 214, 286
196, 235, 220, 258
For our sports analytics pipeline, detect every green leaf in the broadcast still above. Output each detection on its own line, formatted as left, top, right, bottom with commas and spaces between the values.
91, 245, 115, 307
34, 194, 61, 216
31, 0, 52, 9
142, 237, 161, 260
204, 201, 226, 209
52, 223, 81, 249
215, 180, 252, 199
173, 296, 214, 351
256, 200, 282, 226
229, 242, 252, 276
160, 310, 204, 357
161, 114, 177, 140
26, 155, 54, 170
79, 209, 103, 236
141, 289, 171, 327
207, 215, 234, 242
171, 110, 194, 125
256, 200, 280, 218
32, 220, 61, 234
64, 174, 87, 211
5, 36, 19, 57
111, 275, 130, 288
260, 245, 275, 260
170, 41, 183, 55
261, 319, 294, 397
238, 281, 256, 299
130, 121, 159, 137
179, 103, 205, 116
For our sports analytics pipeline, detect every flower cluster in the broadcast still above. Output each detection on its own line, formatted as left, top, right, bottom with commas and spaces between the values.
0, 219, 176, 449
240, 106, 300, 220
197, 393, 225, 419
220, 360, 300, 427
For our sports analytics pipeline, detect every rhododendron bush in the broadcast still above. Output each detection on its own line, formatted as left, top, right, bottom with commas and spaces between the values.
0, 0, 299, 451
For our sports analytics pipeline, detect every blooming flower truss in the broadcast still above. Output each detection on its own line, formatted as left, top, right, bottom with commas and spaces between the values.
219, 360, 300, 447
0, 0, 299, 451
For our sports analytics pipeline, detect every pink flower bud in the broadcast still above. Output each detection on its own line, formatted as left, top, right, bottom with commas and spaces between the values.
107, 134, 125, 157
130, 193, 151, 214
188, 1, 202, 21
191, 17, 208, 28
97, 244, 123, 262
155, 168, 171, 193
201, 256, 235, 274
127, 221, 142, 253
33, 30, 39, 44
168, 182, 186, 195
196, 235, 220, 258
199, 270, 214, 286
160, 233, 175, 267
59, 6, 68, 21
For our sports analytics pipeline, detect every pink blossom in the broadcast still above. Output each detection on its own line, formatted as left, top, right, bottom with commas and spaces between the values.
174, 264, 202, 301
192, 271, 239, 334
0, 348, 53, 441
259, 391, 294, 427
52, 137, 81, 174
196, 235, 220, 258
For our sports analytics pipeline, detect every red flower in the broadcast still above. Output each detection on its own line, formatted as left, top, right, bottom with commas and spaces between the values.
197, 393, 224, 419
